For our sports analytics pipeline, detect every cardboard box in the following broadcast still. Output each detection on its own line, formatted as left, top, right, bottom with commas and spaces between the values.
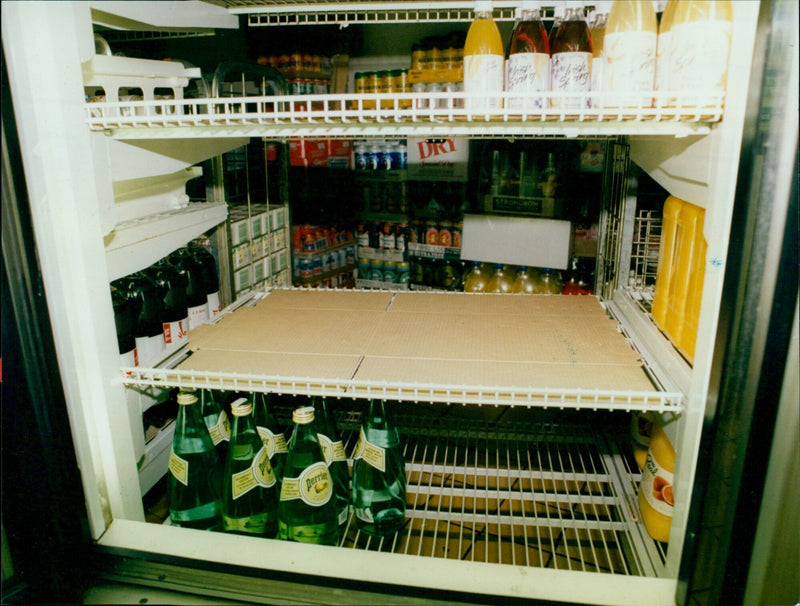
407, 137, 469, 181
289, 139, 352, 169
573, 223, 599, 258
459, 214, 572, 270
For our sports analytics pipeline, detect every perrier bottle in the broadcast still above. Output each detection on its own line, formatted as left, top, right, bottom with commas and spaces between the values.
168, 390, 221, 530
199, 388, 230, 461
222, 397, 279, 537
252, 392, 287, 486
278, 406, 339, 545
352, 399, 406, 536
312, 396, 351, 528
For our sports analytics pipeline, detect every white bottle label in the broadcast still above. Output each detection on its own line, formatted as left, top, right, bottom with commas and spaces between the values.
169, 450, 189, 486
188, 302, 209, 330
641, 450, 674, 517
135, 334, 164, 367
463, 54, 504, 111
550, 52, 592, 109
506, 53, 550, 110
670, 20, 732, 97
352, 427, 386, 473
604, 31, 656, 106
120, 348, 137, 369
207, 292, 222, 319
163, 318, 188, 346
253, 446, 277, 488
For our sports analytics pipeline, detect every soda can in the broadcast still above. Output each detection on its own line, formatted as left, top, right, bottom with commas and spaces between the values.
427, 82, 444, 109
379, 144, 394, 171
354, 144, 368, 171
397, 261, 411, 284
383, 261, 397, 283
358, 258, 370, 278
367, 144, 381, 171
393, 142, 407, 169
369, 259, 384, 282
413, 83, 428, 109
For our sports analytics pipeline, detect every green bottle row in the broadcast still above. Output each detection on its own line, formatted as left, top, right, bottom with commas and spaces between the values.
167, 391, 406, 545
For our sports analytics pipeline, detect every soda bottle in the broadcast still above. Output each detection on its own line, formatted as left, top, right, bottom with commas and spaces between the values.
252, 392, 287, 486
505, 1, 550, 111
222, 397, 279, 537
278, 406, 339, 545
150, 261, 189, 348
110, 281, 137, 368
171, 248, 209, 330
463, 261, 490, 292
126, 273, 165, 366
463, 0, 504, 113
536, 268, 564, 294
312, 397, 351, 528
550, 2, 593, 110
190, 243, 223, 320
511, 266, 539, 294
352, 400, 406, 536
199, 389, 230, 461
604, 0, 657, 108
168, 390, 221, 530
485, 264, 514, 293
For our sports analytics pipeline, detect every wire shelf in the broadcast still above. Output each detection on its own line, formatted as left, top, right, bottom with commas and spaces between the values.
86, 92, 724, 140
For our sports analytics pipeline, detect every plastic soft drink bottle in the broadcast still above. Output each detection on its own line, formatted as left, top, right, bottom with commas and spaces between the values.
463, 261, 490, 292
352, 399, 407, 536
463, 0, 504, 113
485, 264, 514, 293
278, 407, 339, 545
168, 390, 221, 530
511, 266, 538, 294
536, 268, 563, 294
222, 397, 279, 537
604, 0, 657, 108
638, 422, 675, 543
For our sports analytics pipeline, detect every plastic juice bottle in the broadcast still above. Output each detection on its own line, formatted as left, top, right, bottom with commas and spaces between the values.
654, 0, 678, 103
511, 266, 538, 294
550, 2, 594, 110
463, 0, 504, 113
506, 1, 550, 111
668, 1, 733, 107
664, 201, 705, 355
604, 0, 657, 108
680, 231, 707, 364
589, 1, 610, 107
536, 268, 563, 294
631, 411, 655, 470
463, 261, 490, 292
651, 195, 683, 331
638, 422, 675, 543
485, 264, 513, 293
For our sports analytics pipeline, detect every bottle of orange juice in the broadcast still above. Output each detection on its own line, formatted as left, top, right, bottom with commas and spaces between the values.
604, 0, 657, 108
651, 195, 683, 332
630, 411, 655, 470
679, 218, 707, 363
638, 421, 675, 543
463, 1, 504, 112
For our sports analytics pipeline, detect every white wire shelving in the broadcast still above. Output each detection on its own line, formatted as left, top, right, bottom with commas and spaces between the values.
86, 91, 725, 141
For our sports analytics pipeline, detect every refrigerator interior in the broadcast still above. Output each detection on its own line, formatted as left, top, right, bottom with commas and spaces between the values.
0, 2, 771, 605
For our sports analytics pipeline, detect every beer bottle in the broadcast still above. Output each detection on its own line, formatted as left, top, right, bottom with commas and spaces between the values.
199, 389, 230, 461
312, 397, 351, 528
352, 399, 406, 536
168, 390, 221, 530
170, 248, 209, 330
278, 407, 339, 545
252, 392, 287, 486
222, 397, 279, 537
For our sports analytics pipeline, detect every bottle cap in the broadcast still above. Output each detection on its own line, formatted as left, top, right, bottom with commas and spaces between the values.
176, 391, 198, 406
293, 406, 315, 424
473, 1, 493, 14
230, 397, 253, 417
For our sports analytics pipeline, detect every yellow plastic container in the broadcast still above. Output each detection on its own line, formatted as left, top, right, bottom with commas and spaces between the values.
631, 411, 655, 470
651, 196, 683, 328
680, 230, 707, 363
638, 422, 675, 543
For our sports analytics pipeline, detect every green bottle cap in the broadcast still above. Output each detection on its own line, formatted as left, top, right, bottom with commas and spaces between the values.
176, 391, 198, 406
230, 397, 253, 416
293, 406, 315, 424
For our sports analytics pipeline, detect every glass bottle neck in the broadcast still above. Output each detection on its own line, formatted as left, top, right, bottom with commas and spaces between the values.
474, 10, 493, 20
563, 7, 585, 22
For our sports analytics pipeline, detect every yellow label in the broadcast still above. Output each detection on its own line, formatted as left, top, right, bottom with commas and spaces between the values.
253, 446, 276, 488
317, 433, 334, 465
208, 425, 223, 446
169, 450, 188, 486
231, 466, 258, 500
352, 427, 386, 472
274, 433, 288, 454
299, 462, 332, 507
280, 477, 301, 501
331, 440, 347, 462
257, 426, 276, 458
352, 427, 366, 460
219, 412, 231, 440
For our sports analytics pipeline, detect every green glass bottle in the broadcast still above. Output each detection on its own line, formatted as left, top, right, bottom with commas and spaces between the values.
252, 392, 287, 486
278, 406, 339, 545
222, 397, 279, 537
168, 390, 221, 530
312, 397, 351, 528
198, 388, 230, 461
352, 399, 406, 536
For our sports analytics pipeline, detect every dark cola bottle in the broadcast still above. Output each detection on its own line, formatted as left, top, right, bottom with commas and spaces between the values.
170, 248, 209, 330
149, 260, 189, 348
189, 243, 223, 320
110, 280, 137, 368
126, 273, 166, 366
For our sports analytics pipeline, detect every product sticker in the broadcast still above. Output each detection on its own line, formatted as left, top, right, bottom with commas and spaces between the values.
280, 477, 301, 501
550, 52, 592, 109
169, 450, 189, 486
274, 432, 288, 453
338, 505, 350, 526
506, 53, 550, 109
352, 427, 386, 473
187, 303, 209, 330
207, 292, 222, 318
670, 20, 732, 94
253, 446, 276, 488
463, 54, 504, 111
163, 318, 188, 346
298, 462, 333, 507
317, 433, 334, 465
224, 516, 265, 533
604, 31, 656, 95
219, 411, 231, 441
135, 334, 163, 367
655, 31, 673, 92
356, 507, 374, 523
257, 426, 277, 457
641, 451, 674, 517
231, 466, 259, 500
331, 440, 347, 462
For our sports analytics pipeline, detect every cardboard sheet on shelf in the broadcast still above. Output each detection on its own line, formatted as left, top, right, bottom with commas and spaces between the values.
176, 289, 657, 395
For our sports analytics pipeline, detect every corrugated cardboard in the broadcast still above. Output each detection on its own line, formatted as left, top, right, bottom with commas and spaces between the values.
177, 289, 656, 397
